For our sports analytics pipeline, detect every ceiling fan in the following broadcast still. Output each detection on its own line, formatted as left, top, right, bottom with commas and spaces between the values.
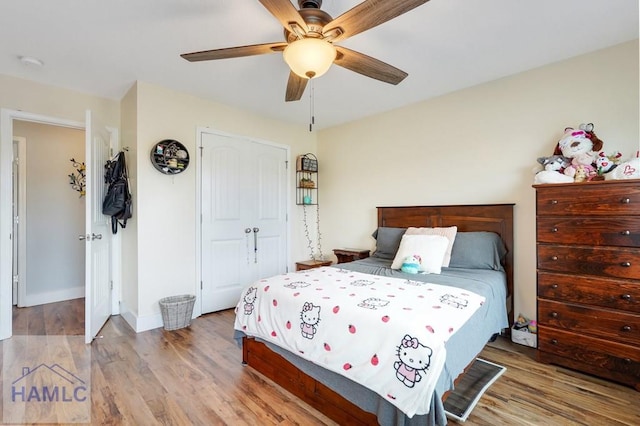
181, 0, 430, 102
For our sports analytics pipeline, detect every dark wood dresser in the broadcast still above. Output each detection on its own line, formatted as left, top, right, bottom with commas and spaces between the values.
534, 179, 640, 390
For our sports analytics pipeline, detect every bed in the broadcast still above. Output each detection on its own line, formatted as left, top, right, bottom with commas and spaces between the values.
236, 204, 514, 425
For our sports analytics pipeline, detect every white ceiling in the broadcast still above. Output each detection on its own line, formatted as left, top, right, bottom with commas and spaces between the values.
1, 0, 638, 130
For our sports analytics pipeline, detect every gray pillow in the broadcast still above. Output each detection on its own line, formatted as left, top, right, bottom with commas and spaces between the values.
371, 227, 406, 260
449, 232, 507, 270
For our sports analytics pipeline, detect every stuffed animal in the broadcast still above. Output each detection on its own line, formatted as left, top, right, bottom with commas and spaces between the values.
537, 155, 570, 172
401, 255, 421, 274
605, 157, 640, 180
554, 124, 604, 158
565, 152, 597, 182
535, 123, 606, 184
579, 122, 604, 152
553, 124, 604, 182
596, 151, 622, 175
534, 155, 574, 184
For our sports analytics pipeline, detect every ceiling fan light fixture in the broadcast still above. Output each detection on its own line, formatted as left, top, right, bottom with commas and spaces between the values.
283, 38, 336, 79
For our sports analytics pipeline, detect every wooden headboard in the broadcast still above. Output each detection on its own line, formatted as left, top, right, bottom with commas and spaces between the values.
377, 204, 515, 329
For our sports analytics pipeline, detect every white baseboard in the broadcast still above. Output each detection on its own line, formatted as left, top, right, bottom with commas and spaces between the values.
119, 302, 163, 333
118, 302, 200, 334
24, 286, 84, 307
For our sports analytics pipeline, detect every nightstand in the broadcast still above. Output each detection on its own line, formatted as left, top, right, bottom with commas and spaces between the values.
295, 259, 332, 271
333, 248, 370, 264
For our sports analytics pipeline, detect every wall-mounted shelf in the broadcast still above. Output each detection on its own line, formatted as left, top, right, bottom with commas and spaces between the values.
296, 153, 318, 205
151, 140, 189, 175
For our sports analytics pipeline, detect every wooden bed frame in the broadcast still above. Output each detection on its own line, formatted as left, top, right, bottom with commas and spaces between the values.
242, 204, 515, 425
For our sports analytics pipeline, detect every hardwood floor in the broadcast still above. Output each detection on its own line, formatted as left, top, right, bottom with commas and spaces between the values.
12, 298, 85, 335
4, 300, 640, 425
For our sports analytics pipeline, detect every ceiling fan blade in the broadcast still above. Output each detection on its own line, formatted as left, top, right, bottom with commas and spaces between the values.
259, 0, 308, 37
285, 71, 308, 102
181, 42, 287, 62
334, 46, 408, 85
323, 0, 429, 43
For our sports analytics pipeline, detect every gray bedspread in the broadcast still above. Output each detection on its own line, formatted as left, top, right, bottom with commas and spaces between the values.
237, 257, 508, 425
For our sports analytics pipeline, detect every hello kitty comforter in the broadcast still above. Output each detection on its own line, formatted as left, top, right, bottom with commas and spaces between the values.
234, 267, 485, 417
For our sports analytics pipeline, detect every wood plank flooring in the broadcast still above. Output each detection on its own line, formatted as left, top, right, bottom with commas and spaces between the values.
12, 298, 84, 335
4, 300, 640, 425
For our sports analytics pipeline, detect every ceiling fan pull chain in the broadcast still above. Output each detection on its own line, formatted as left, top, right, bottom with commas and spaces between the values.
309, 79, 315, 132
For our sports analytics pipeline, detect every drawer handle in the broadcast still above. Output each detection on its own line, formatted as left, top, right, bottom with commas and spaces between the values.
621, 230, 630, 236
550, 312, 558, 318
621, 262, 631, 267
551, 284, 559, 289
622, 325, 632, 332
551, 227, 558, 233
621, 198, 631, 204
551, 339, 558, 345
551, 256, 558, 261
621, 294, 632, 301
623, 358, 632, 365
550, 200, 558, 205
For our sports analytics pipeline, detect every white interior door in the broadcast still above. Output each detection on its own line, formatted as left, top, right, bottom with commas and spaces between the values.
84, 110, 113, 343
200, 132, 287, 313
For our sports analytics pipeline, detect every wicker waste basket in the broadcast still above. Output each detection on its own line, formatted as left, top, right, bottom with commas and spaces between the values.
159, 294, 196, 331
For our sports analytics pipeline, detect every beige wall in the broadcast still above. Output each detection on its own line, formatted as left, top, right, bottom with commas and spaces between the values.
131, 81, 316, 323
119, 83, 139, 318
0, 74, 119, 125
317, 40, 640, 322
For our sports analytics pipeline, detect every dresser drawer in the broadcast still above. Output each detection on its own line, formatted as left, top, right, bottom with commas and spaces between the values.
538, 299, 640, 346
536, 182, 640, 216
538, 272, 640, 313
537, 217, 640, 247
537, 244, 640, 279
537, 326, 640, 386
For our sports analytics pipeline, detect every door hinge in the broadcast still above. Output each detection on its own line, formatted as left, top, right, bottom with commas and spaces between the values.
285, 160, 288, 169
200, 281, 203, 290
110, 281, 113, 290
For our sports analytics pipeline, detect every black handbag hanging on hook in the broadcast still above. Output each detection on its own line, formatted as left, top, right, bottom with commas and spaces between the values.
102, 151, 132, 234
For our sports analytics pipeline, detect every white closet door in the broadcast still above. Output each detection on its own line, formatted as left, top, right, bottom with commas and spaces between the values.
201, 132, 287, 313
